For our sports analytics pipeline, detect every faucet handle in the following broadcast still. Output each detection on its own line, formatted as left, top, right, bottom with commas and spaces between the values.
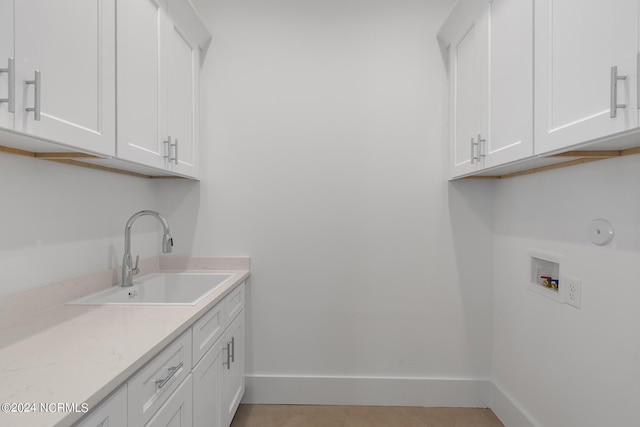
133, 255, 140, 275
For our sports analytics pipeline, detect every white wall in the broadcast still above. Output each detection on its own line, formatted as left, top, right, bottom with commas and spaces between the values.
491, 155, 640, 427
0, 151, 164, 297
161, 0, 496, 403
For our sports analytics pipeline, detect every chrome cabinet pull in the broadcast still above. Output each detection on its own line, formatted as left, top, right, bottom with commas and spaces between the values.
470, 136, 479, 164
222, 342, 231, 369
155, 362, 183, 390
610, 65, 627, 118
477, 134, 486, 159
170, 139, 178, 165
163, 136, 172, 161
25, 70, 41, 121
0, 57, 15, 113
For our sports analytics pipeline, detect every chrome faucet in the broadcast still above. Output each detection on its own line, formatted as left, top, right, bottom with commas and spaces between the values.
122, 210, 173, 287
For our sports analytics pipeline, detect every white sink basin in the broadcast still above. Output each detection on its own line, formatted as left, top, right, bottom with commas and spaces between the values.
68, 273, 233, 306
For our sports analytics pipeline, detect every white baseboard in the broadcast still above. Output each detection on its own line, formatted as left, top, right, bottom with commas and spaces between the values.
243, 375, 491, 408
489, 381, 539, 427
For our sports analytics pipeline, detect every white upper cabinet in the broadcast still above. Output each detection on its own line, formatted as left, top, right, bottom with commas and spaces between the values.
441, 0, 534, 178
444, 2, 490, 177
117, 0, 206, 178
167, 20, 200, 177
534, 0, 639, 154
1, 0, 116, 156
486, 0, 533, 168
440, 0, 640, 179
117, 0, 169, 170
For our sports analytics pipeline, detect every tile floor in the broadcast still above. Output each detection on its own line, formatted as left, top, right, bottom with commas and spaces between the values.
230, 404, 505, 427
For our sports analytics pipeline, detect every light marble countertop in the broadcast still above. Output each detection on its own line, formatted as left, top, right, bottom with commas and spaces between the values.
0, 257, 250, 427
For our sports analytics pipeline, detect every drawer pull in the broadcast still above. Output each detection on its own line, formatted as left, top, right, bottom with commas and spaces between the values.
155, 362, 183, 390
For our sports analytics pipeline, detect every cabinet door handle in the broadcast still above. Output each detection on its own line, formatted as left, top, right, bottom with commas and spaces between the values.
25, 70, 41, 121
0, 57, 15, 113
477, 134, 486, 159
170, 139, 178, 165
222, 341, 231, 369
163, 136, 172, 161
155, 362, 183, 390
470, 137, 479, 164
610, 65, 627, 118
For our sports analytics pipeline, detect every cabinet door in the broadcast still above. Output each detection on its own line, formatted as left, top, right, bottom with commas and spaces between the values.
449, 8, 489, 178
13, 0, 115, 156
117, 0, 169, 168
75, 386, 127, 427
221, 312, 244, 427
485, 0, 533, 168
535, 0, 639, 154
167, 21, 199, 178
193, 343, 222, 427
0, 0, 14, 130
146, 375, 193, 427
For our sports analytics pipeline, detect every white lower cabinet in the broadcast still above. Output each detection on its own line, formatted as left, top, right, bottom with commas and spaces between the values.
76, 282, 246, 427
75, 385, 127, 427
193, 283, 245, 427
220, 313, 244, 427
193, 342, 222, 427
146, 374, 193, 427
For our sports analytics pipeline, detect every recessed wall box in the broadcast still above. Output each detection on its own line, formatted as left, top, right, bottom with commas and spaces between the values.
529, 251, 564, 303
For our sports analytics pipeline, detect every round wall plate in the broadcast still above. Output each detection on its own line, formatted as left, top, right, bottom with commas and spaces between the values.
588, 218, 614, 246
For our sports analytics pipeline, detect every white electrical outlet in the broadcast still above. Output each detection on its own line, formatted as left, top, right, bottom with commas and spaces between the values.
564, 276, 582, 309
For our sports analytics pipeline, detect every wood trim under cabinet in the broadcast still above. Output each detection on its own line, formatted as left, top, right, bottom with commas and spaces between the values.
0, 144, 186, 179
465, 147, 640, 179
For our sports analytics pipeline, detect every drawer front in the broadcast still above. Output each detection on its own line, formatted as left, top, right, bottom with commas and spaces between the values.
192, 302, 224, 367
224, 282, 244, 325
128, 329, 192, 427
